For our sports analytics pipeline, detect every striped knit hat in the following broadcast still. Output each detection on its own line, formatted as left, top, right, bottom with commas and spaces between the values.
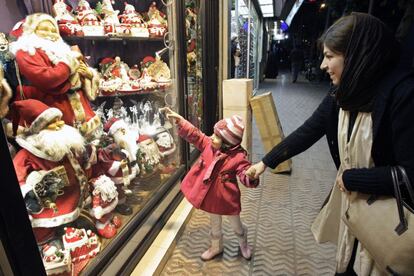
213, 115, 244, 146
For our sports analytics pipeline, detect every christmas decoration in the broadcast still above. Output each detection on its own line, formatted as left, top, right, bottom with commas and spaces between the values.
147, 2, 168, 37
41, 242, 71, 275
89, 175, 121, 239
12, 99, 90, 243
62, 227, 101, 262
119, 2, 149, 37
75, 0, 104, 36
52, 0, 83, 36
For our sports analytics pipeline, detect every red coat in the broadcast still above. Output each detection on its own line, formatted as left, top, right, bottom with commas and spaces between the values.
14, 49, 96, 127
178, 120, 259, 215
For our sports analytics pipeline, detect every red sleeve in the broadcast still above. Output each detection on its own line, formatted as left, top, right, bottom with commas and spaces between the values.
177, 119, 210, 152
16, 50, 71, 93
12, 150, 38, 185
235, 154, 259, 188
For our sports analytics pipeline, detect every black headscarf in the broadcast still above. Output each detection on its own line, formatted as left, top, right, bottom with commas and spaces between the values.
335, 13, 400, 112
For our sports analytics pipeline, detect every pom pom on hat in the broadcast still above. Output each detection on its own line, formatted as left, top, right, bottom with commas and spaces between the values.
213, 115, 244, 146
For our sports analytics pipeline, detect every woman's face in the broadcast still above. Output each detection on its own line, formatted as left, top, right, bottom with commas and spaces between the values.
35, 20, 59, 41
210, 133, 223, 149
320, 44, 344, 85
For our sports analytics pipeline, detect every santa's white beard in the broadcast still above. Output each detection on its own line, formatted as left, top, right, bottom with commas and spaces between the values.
10, 33, 74, 62
113, 131, 138, 161
93, 176, 118, 202
26, 125, 85, 161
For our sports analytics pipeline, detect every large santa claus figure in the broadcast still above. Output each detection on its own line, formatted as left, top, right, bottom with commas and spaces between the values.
12, 99, 91, 243
9, 13, 101, 139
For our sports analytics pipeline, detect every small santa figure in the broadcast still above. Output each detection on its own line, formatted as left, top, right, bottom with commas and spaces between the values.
12, 99, 92, 243
9, 13, 101, 139
104, 117, 140, 178
136, 134, 161, 176
93, 142, 133, 215
101, 0, 121, 35
52, 0, 83, 36
89, 175, 121, 239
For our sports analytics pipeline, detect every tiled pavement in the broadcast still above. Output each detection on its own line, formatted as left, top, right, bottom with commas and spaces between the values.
160, 73, 338, 275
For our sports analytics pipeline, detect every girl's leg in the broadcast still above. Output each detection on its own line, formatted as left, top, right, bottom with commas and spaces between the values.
210, 213, 222, 237
201, 213, 224, 261
228, 215, 252, 260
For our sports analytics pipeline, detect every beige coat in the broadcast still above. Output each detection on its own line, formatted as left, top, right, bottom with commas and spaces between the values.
311, 109, 385, 275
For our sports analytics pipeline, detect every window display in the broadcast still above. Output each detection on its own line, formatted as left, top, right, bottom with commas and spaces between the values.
231, 0, 260, 89
1, 1, 181, 275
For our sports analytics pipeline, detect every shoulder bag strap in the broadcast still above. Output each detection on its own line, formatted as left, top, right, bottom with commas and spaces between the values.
391, 166, 408, 235
397, 165, 414, 204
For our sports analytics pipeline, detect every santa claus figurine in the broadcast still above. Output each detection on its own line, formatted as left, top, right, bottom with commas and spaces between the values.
93, 142, 133, 215
101, 0, 121, 35
104, 117, 140, 178
89, 175, 121, 238
12, 99, 91, 243
9, 13, 101, 140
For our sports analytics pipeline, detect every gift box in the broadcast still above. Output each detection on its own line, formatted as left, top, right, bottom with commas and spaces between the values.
223, 78, 253, 107
223, 79, 253, 160
250, 92, 292, 173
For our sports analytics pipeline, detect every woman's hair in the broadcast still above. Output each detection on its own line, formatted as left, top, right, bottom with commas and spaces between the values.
319, 13, 400, 112
318, 16, 354, 55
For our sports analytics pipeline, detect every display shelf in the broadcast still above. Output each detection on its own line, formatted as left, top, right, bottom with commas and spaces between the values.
63, 35, 164, 42
98, 87, 170, 98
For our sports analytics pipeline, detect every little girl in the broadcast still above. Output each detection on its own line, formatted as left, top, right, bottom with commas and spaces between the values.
161, 107, 259, 261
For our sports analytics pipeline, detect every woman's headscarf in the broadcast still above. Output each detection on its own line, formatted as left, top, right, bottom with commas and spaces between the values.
334, 13, 400, 112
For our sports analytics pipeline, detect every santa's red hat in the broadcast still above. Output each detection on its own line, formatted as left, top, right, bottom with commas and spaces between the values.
137, 134, 151, 143
9, 20, 25, 39
104, 117, 127, 136
12, 99, 62, 135
214, 115, 244, 146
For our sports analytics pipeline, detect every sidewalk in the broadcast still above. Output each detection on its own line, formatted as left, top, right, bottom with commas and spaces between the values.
161, 74, 338, 275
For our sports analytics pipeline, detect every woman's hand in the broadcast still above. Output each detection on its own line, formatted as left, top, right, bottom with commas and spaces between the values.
337, 172, 350, 194
246, 161, 267, 179
160, 107, 183, 124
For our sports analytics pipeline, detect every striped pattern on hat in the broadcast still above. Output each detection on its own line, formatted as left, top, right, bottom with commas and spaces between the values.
214, 115, 244, 146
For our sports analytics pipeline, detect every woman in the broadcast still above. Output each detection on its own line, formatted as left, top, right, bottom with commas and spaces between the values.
246, 13, 414, 275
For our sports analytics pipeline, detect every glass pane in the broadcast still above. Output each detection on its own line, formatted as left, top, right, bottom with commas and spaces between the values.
232, 0, 260, 88
2, 0, 182, 274
185, 0, 203, 131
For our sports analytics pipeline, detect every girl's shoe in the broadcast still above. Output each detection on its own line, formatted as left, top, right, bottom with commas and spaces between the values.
200, 234, 223, 261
